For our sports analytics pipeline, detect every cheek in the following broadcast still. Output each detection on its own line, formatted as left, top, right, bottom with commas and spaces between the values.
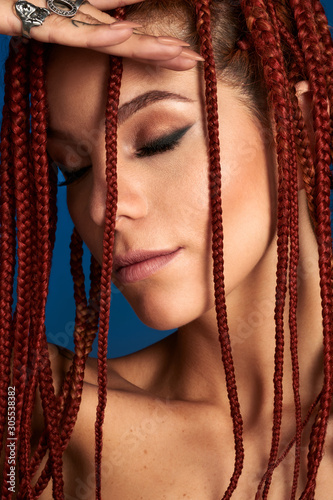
114, 156, 213, 330
221, 143, 276, 293
166, 145, 210, 219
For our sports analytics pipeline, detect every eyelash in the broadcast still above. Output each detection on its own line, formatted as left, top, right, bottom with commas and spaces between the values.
53, 162, 91, 187
50, 125, 192, 187
135, 125, 192, 158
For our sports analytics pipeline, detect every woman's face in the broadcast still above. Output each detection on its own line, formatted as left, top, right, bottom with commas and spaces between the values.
47, 46, 277, 330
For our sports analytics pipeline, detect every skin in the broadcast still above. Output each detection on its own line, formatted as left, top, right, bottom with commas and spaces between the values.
37, 42, 333, 499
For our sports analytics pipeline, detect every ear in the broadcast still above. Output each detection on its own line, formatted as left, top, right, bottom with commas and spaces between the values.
294, 81, 315, 191
295, 81, 314, 130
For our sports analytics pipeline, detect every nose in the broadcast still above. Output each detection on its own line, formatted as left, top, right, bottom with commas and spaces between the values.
88, 159, 148, 228
116, 162, 149, 225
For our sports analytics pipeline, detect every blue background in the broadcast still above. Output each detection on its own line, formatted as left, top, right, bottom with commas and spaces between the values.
1, 1, 332, 358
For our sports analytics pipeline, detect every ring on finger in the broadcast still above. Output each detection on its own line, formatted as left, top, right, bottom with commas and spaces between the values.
46, 0, 87, 18
14, 0, 89, 39
15, 0, 50, 38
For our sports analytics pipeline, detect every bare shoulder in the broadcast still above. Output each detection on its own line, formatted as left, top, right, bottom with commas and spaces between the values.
32, 338, 219, 499
46, 342, 130, 391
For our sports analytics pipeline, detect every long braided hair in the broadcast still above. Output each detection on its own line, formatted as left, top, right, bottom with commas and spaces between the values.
0, 0, 332, 498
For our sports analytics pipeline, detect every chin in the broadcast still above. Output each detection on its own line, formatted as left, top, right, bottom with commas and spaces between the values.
124, 287, 211, 331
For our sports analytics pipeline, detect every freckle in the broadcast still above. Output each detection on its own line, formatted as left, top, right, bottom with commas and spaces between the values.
144, 449, 147, 454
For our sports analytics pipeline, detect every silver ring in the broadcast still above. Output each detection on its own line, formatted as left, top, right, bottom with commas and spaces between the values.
46, 0, 86, 18
15, 1, 50, 39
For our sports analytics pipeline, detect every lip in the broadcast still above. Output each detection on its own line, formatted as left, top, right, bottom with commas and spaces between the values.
113, 248, 183, 284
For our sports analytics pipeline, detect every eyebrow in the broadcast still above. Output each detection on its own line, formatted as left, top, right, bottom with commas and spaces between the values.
47, 90, 193, 142
117, 90, 193, 125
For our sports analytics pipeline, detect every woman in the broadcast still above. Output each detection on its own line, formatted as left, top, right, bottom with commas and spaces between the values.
0, 0, 332, 498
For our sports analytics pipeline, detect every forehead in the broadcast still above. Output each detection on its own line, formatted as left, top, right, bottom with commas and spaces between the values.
46, 46, 202, 135
46, 47, 109, 135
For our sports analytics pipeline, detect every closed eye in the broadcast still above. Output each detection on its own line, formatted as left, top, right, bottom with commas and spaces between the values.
48, 124, 192, 184
135, 125, 192, 158
57, 164, 91, 187
48, 155, 91, 187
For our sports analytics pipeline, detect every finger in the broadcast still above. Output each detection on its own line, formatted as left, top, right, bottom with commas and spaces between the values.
118, 48, 204, 72
30, 18, 137, 48
87, 0, 144, 10
94, 32, 202, 63
125, 55, 200, 72
62, 1, 191, 62
35, 21, 188, 63
1, 0, 23, 36
152, 53, 204, 72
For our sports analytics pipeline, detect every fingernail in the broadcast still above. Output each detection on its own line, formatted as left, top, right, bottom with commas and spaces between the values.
110, 21, 143, 30
157, 36, 190, 47
180, 48, 205, 61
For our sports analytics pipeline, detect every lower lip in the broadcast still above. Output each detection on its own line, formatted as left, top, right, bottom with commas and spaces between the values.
115, 248, 182, 284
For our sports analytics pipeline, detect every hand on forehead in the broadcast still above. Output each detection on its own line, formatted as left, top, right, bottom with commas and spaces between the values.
1, 0, 203, 71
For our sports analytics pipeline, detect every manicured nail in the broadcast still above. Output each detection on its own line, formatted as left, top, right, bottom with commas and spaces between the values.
180, 48, 205, 61
157, 36, 190, 47
110, 21, 143, 30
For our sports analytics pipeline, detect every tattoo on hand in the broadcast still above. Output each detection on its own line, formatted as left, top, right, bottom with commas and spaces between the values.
72, 20, 102, 28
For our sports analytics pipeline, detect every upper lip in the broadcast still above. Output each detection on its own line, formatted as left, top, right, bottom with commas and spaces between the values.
113, 248, 181, 272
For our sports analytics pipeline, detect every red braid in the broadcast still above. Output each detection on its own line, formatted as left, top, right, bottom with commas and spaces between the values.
291, 88, 317, 228
28, 41, 64, 498
239, 0, 295, 494
2, 40, 31, 498
255, 388, 322, 497
0, 45, 16, 454
194, 1, 245, 498
19, 46, 56, 499
19, 131, 58, 500
29, 231, 100, 497
276, 19, 315, 494
94, 7, 125, 498
287, 100, 302, 500
263, 4, 303, 496
312, 0, 333, 141
0, 42, 18, 462
1, 38, 32, 500
289, 2, 333, 496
